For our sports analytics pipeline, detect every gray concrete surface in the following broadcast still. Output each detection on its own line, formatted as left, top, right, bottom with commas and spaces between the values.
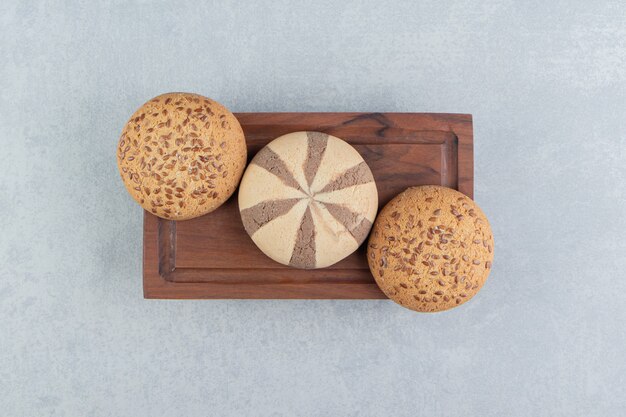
1, 0, 625, 415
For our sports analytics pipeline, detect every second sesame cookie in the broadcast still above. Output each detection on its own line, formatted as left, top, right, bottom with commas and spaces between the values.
367, 186, 494, 312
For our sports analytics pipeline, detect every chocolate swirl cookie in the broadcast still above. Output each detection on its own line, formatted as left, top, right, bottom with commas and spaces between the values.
238, 131, 378, 269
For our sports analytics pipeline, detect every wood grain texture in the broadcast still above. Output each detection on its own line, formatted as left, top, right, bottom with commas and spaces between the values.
143, 112, 473, 299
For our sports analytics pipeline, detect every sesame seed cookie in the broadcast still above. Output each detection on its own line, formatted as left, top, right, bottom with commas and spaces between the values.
367, 186, 494, 312
238, 131, 378, 269
117, 92, 247, 220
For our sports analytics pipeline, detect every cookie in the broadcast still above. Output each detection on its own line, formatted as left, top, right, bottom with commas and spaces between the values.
238, 131, 378, 269
116, 92, 247, 220
367, 186, 494, 312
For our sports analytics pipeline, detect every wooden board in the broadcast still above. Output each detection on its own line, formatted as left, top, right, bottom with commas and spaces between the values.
143, 113, 473, 299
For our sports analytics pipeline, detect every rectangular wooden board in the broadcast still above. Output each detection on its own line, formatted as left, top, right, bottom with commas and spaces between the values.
143, 113, 473, 299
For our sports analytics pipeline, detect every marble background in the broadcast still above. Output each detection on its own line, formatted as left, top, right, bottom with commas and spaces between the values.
1, 1, 625, 416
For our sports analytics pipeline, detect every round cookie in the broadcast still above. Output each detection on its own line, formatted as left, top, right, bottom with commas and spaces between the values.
367, 186, 494, 312
117, 92, 247, 220
238, 131, 378, 269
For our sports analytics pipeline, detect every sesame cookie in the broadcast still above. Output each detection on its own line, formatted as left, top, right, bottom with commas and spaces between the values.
238, 131, 378, 269
117, 92, 247, 220
367, 186, 494, 312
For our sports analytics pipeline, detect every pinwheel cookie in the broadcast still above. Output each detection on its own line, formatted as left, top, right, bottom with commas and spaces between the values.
238, 131, 378, 269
